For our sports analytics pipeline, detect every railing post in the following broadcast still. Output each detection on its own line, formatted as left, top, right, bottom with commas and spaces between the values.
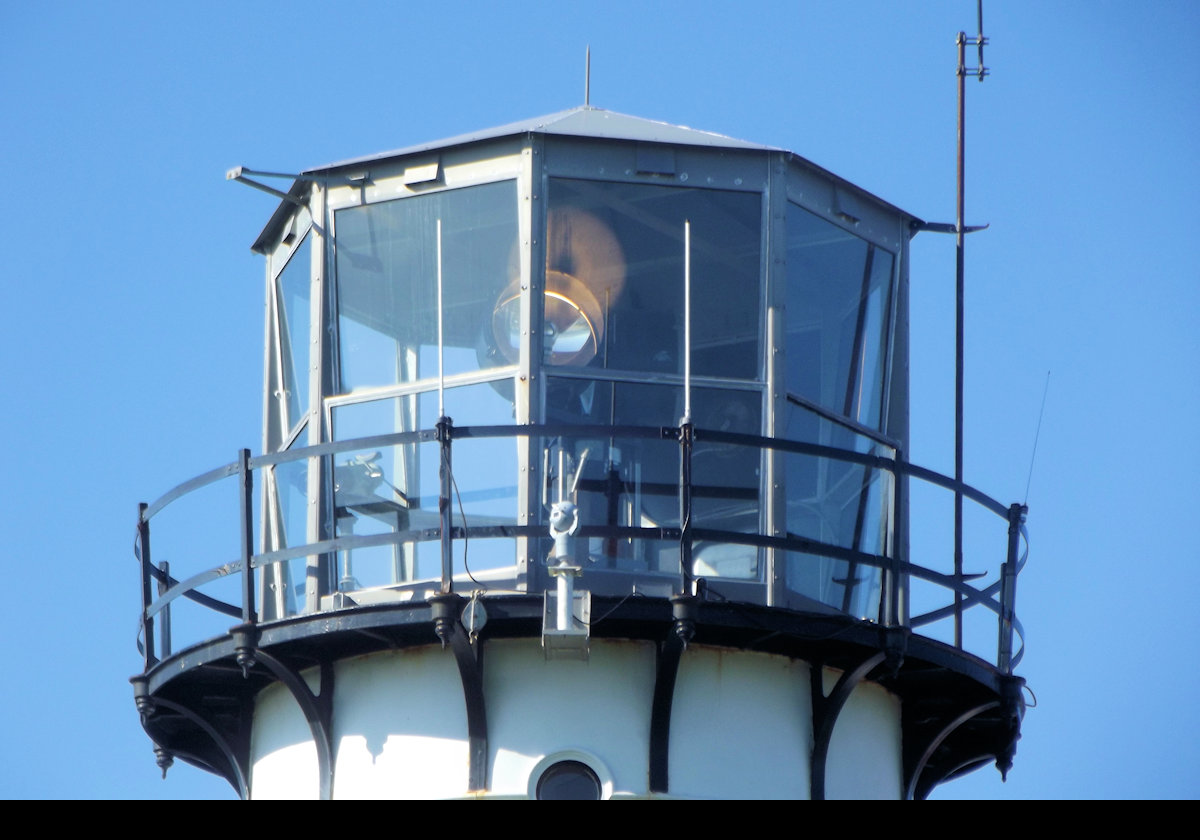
883, 454, 904, 627
157, 560, 172, 658
137, 502, 157, 669
678, 421, 694, 595
998, 502, 1026, 674
438, 417, 454, 594
238, 448, 257, 625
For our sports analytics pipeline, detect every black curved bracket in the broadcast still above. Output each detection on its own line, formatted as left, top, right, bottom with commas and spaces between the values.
649, 595, 698, 794
245, 638, 336, 801
810, 650, 886, 800
905, 700, 998, 801
139, 691, 251, 799
809, 627, 906, 800
905, 673, 1025, 799
430, 594, 488, 792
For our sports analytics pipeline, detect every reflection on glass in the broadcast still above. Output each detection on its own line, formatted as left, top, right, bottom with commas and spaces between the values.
330, 383, 520, 590
786, 204, 894, 430
545, 179, 762, 380
335, 181, 518, 392
783, 401, 892, 617
545, 377, 762, 579
492, 207, 626, 367
277, 235, 311, 435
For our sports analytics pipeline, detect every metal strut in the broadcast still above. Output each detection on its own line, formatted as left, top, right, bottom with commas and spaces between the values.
229, 623, 337, 800
431, 593, 489, 792
809, 627, 906, 800
132, 687, 252, 799
905, 701, 998, 801
648, 594, 699, 793
953, 3, 989, 649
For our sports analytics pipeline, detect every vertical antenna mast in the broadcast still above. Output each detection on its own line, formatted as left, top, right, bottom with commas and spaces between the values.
436, 218, 445, 418
953, 2, 988, 648
585, 45, 591, 106
683, 219, 692, 425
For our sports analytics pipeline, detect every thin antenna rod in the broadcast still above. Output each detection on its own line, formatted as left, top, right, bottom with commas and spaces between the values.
953, 5, 987, 649
683, 220, 692, 425
1024, 371, 1050, 504
584, 46, 591, 107
436, 218, 445, 418
977, 0, 987, 77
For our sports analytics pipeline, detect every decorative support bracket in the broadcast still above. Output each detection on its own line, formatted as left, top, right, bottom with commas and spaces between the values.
235, 625, 336, 801
649, 594, 698, 793
430, 593, 489, 793
809, 649, 888, 800
130, 676, 251, 799
904, 700, 998, 801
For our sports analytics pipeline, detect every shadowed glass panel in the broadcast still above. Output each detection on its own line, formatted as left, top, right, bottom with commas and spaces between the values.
786, 204, 894, 430
330, 382, 520, 590
783, 400, 892, 617
539, 179, 762, 381
544, 377, 761, 579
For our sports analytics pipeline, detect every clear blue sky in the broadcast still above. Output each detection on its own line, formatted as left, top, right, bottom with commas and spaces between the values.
2, 1, 1196, 799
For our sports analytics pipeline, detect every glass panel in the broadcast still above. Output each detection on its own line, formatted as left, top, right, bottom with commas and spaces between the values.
786, 204, 894, 429
277, 234, 312, 435
544, 378, 761, 578
330, 382, 520, 590
783, 400, 892, 617
532, 530, 683, 594
334, 181, 518, 392
692, 542, 762, 582
540, 179, 762, 380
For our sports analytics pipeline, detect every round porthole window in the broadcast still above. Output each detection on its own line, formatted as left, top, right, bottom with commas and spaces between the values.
535, 760, 603, 800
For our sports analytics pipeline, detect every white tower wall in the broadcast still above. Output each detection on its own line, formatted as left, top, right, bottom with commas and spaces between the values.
247, 640, 902, 799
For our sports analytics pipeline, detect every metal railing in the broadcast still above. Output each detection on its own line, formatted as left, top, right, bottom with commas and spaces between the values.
134, 421, 1027, 674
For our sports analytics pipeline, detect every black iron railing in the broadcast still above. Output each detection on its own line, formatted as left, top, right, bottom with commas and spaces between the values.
134, 422, 1026, 674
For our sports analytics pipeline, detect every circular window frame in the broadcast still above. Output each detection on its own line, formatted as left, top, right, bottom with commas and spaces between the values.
528, 750, 614, 800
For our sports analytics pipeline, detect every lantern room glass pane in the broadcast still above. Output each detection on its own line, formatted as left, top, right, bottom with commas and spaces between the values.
786, 204, 894, 429
538, 179, 762, 380
330, 382, 521, 590
783, 400, 892, 617
545, 377, 761, 578
334, 181, 519, 393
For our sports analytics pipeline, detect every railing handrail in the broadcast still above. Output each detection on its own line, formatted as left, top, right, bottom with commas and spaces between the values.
135, 421, 1027, 672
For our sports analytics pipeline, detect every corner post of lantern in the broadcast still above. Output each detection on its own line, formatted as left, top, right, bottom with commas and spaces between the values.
304, 180, 332, 614
763, 152, 790, 606
516, 135, 545, 589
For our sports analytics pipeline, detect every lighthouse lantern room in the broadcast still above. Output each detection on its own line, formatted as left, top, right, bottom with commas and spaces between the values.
132, 108, 1027, 800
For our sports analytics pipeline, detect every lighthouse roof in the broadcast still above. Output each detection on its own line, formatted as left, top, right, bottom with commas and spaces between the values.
309, 106, 782, 175
251, 107, 920, 253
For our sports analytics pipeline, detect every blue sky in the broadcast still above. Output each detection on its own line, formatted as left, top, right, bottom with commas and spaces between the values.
1, 1, 1196, 799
